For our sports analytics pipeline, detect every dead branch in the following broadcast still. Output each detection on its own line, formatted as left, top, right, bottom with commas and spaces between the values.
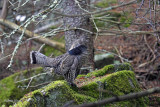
99, 29, 158, 36
138, 35, 156, 68
33, 21, 62, 33
15, 72, 48, 83
63, 100, 76, 107
114, 46, 124, 63
0, 18, 65, 52
73, 87, 160, 107
18, 81, 51, 88
53, 0, 136, 17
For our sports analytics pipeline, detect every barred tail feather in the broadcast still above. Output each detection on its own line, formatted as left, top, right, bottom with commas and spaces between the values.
30, 51, 49, 66
30, 51, 37, 64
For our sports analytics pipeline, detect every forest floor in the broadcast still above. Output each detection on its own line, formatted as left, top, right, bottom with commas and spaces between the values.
94, 31, 160, 106
93, 1, 160, 105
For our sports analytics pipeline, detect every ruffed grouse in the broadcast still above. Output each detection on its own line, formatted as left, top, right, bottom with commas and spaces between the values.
30, 36, 88, 86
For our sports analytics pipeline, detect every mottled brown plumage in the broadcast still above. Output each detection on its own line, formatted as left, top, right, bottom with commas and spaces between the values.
30, 36, 88, 86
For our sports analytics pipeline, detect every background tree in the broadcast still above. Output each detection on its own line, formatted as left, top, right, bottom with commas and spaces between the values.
62, 0, 94, 70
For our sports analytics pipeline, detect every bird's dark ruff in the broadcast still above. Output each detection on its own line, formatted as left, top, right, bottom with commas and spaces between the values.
68, 45, 87, 55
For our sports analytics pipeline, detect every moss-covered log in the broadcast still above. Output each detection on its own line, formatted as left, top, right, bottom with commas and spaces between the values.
13, 63, 148, 107
14, 81, 96, 107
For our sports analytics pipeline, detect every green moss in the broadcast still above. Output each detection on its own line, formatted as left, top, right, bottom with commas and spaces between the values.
94, 12, 121, 28
43, 45, 63, 56
94, 19, 105, 28
119, 11, 134, 28
86, 63, 133, 77
0, 72, 29, 106
50, 25, 58, 29
73, 93, 96, 104
76, 74, 86, 79
95, 0, 117, 8
0, 67, 63, 106
120, 16, 133, 28
79, 82, 99, 98
107, 12, 122, 21
0, 75, 16, 105
15, 81, 97, 106
102, 70, 140, 95
13, 63, 148, 106
43, 36, 65, 56
79, 70, 147, 106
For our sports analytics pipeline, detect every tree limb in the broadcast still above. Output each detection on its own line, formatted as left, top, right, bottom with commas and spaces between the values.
53, 0, 136, 17
0, 18, 65, 52
99, 29, 158, 35
73, 87, 160, 107
33, 21, 62, 33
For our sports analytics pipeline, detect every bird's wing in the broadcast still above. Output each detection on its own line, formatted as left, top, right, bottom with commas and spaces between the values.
59, 55, 74, 74
63, 57, 80, 85
71, 57, 80, 78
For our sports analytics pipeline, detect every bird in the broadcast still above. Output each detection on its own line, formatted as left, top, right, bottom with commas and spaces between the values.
30, 36, 88, 87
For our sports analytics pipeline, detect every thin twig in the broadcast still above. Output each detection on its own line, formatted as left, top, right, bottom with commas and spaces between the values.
114, 46, 124, 63
138, 35, 156, 68
15, 72, 48, 83
96, 49, 130, 62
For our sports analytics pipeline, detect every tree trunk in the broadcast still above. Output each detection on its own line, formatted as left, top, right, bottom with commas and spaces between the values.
0, 0, 9, 31
62, 0, 94, 70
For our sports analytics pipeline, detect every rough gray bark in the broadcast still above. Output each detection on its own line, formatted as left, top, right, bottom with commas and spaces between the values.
0, 0, 9, 32
62, 0, 94, 70
0, 0, 9, 19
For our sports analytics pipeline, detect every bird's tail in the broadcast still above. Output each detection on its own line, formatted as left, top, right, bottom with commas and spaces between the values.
30, 51, 50, 66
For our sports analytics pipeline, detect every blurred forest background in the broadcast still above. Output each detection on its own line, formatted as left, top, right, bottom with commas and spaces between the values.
0, 0, 160, 106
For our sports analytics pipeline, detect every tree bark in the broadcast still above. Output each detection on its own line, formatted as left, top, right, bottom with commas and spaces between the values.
62, 0, 94, 69
0, 0, 9, 31
0, 0, 9, 19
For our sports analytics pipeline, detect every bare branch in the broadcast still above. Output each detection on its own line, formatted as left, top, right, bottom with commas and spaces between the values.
0, 18, 65, 52
33, 21, 62, 33
15, 72, 48, 83
63, 100, 76, 107
99, 29, 159, 35
73, 87, 160, 107
53, 0, 137, 17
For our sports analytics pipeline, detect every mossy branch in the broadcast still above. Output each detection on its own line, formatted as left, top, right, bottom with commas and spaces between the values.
0, 18, 65, 53
73, 87, 160, 107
